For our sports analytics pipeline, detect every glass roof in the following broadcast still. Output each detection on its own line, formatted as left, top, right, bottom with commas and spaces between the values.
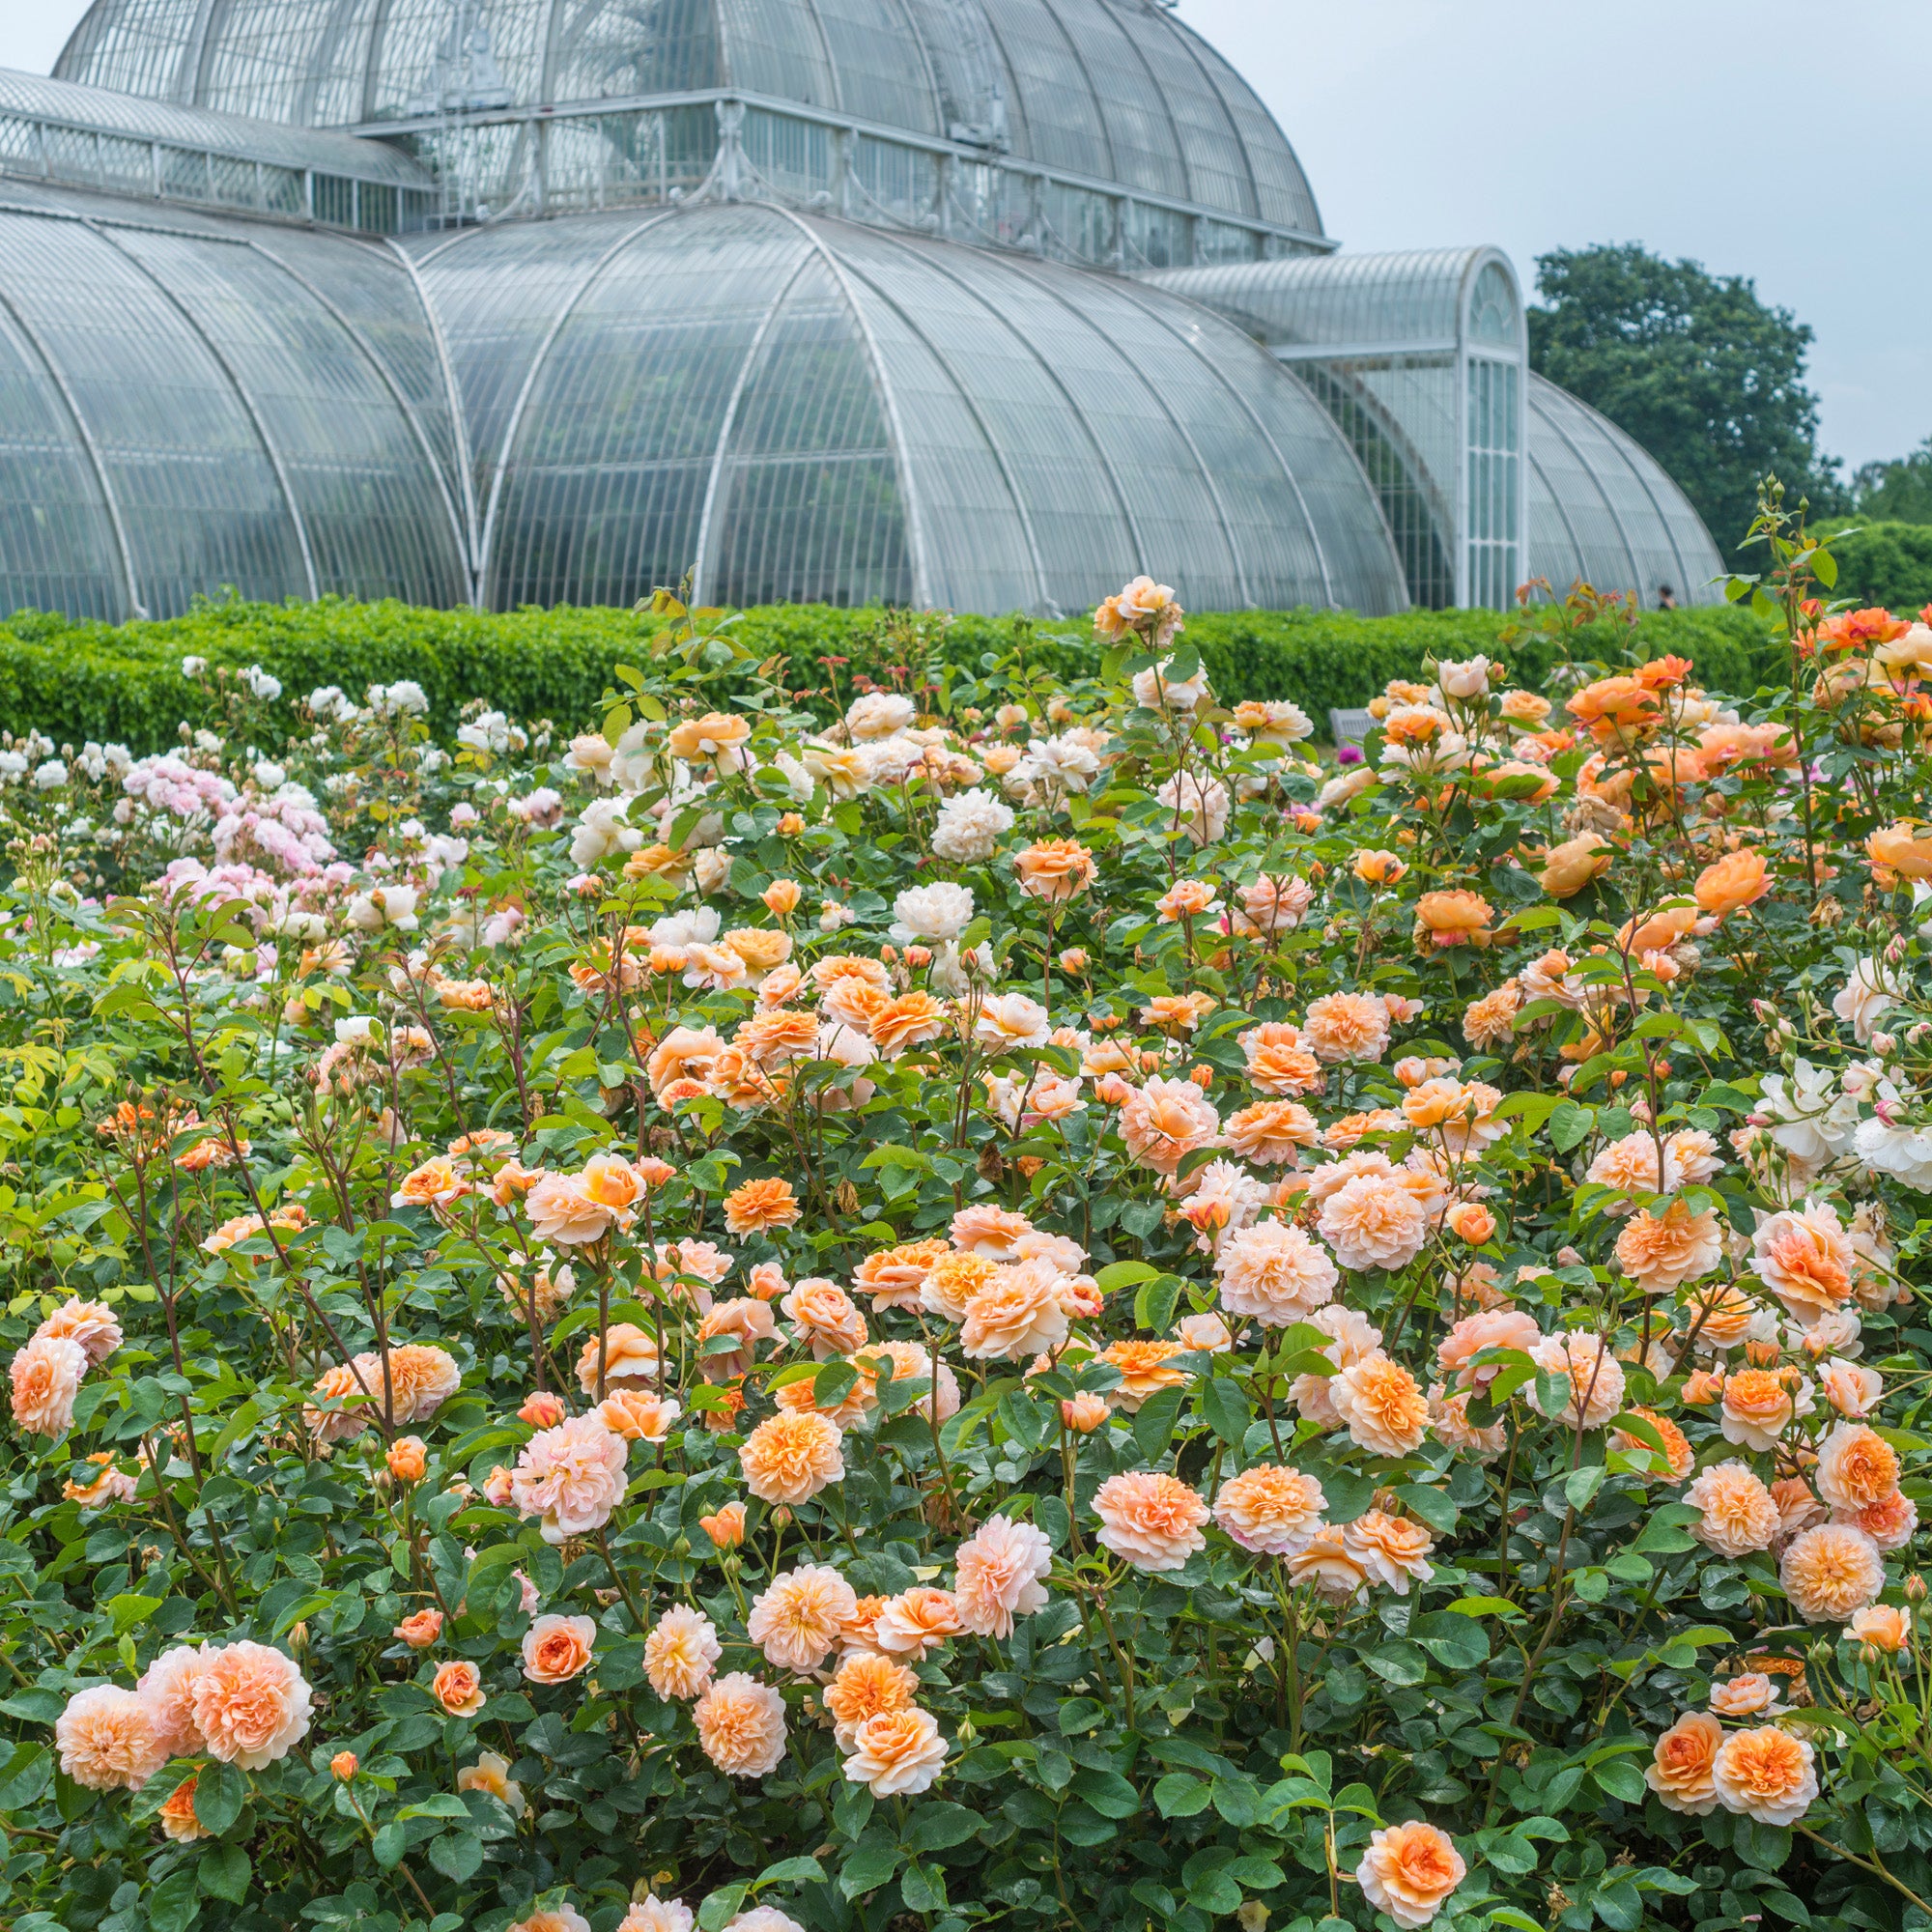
0, 180, 467, 621
53, 0, 1321, 228
1526, 372, 1724, 607
0, 65, 433, 184
403, 199, 1404, 614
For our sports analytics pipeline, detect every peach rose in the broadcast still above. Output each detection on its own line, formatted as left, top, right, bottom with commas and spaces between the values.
1093, 1471, 1209, 1573
780, 1279, 867, 1359
1302, 992, 1390, 1065
1213, 1219, 1338, 1327
645, 1605, 722, 1699
1719, 1367, 1810, 1453
1354, 1820, 1466, 1927
1842, 1491, 1919, 1551
694, 1671, 787, 1776
724, 1177, 801, 1236
1329, 1351, 1431, 1457
433, 1659, 486, 1716
700, 1499, 747, 1548
525, 1171, 615, 1247
1710, 1673, 1782, 1717
957, 1261, 1069, 1362
136, 1643, 209, 1757
1094, 1339, 1188, 1413
666, 710, 750, 763
9, 1334, 86, 1436
1538, 832, 1614, 899
393, 1607, 443, 1649
457, 1748, 526, 1818
55, 1685, 169, 1791
1610, 1406, 1693, 1483
1614, 1201, 1722, 1294
872, 1587, 962, 1661
1866, 821, 1932, 884
1317, 1174, 1429, 1273
1285, 1524, 1370, 1602
842, 1705, 948, 1797
1645, 1710, 1723, 1814
36, 1296, 123, 1366
1222, 1099, 1319, 1166
1527, 1333, 1625, 1431
510, 1413, 628, 1546
748, 1564, 858, 1672
1414, 890, 1492, 948
740, 1409, 845, 1504
1712, 1726, 1816, 1825
158, 1772, 210, 1841
190, 1641, 313, 1769
1063, 1391, 1110, 1433
523, 1613, 597, 1684
1436, 1309, 1539, 1391
1752, 1200, 1855, 1321
600, 1388, 682, 1441
1781, 1522, 1887, 1622
1213, 1464, 1327, 1555
1684, 1462, 1780, 1556
1694, 847, 1771, 918
1118, 1076, 1220, 1174
952, 1514, 1053, 1636
1850, 1605, 1911, 1654
1012, 838, 1096, 901
824, 1651, 919, 1746
1816, 1421, 1900, 1511
1344, 1509, 1436, 1594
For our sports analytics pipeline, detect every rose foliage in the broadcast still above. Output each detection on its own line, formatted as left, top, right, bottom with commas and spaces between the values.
5, 521, 1932, 1932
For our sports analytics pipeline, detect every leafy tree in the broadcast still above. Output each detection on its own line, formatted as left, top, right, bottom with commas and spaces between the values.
1528, 242, 1840, 565
1851, 437, 1932, 524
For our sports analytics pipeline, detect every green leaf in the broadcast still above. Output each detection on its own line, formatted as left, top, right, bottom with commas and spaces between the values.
1563, 1463, 1606, 1510
0, 1742, 52, 1811
370, 1820, 407, 1868
428, 1833, 485, 1882
838, 1836, 905, 1899
900, 1860, 949, 1913
1200, 1374, 1249, 1449
148, 1866, 203, 1932
198, 1843, 251, 1904
698, 1885, 750, 1930
1394, 1483, 1458, 1533
108, 1592, 164, 1634
1734, 1819, 1793, 1872
193, 1761, 246, 1835
1133, 1275, 1180, 1334
1153, 1773, 1213, 1818
755, 1856, 826, 1886
1094, 1260, 1158, 1291
1409, 1610, 1490, 1671
1548, 1099, 1595, 1151
1072, 1768, 1141, 1819
1131, 1385, 1186, 1463
900, 1803, 982, 1852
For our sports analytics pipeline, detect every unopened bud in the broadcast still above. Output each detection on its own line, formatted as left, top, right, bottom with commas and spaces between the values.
331, 1751, 358, 1781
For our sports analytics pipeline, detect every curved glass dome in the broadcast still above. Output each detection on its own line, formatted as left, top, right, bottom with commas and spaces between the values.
406, 200, 1406, 614
1527, 373, 1723, 608
0, 181, 468, 620
54, 0, 1321, 230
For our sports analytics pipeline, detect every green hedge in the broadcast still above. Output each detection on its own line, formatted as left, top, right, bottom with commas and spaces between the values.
1808, 520, 1932, 614
0, 596, 1785, 753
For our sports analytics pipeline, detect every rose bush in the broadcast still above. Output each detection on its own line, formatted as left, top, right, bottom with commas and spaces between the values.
4, 509, 1932, 1932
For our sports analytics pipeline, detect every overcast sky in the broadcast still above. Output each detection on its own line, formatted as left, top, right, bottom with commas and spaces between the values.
13, 0, 1928, 474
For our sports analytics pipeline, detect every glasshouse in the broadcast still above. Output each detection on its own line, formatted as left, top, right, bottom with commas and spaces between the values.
0, 0, 1725, 619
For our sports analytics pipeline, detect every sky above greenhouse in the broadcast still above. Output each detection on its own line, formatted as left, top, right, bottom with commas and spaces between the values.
13, 0, 1927, 473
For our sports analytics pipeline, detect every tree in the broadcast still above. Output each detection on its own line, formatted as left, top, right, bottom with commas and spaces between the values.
1527, 242, 1840, 565
1851, 438, 1932, 524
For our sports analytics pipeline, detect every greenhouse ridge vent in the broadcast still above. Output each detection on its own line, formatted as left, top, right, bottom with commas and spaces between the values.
0, 0, 1724, 623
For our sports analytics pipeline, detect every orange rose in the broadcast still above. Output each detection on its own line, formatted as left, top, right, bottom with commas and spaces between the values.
1694, 848, 1770, 917
1645, 1710, 1722, 1813
522, 1613, 597, 1684
1012, 838, 1096, 902
393, 1608, 443, 1649
1538, 833, 1613, 899
1413, 890, 1492, 948
433, 1660, 486, 1716
1866, 822, 1932, 884
1354, 1821, 1466, 1926
722, 1176, 801, 1236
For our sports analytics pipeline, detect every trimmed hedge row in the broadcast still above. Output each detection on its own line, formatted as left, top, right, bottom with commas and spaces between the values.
0, 596, 1786, 753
